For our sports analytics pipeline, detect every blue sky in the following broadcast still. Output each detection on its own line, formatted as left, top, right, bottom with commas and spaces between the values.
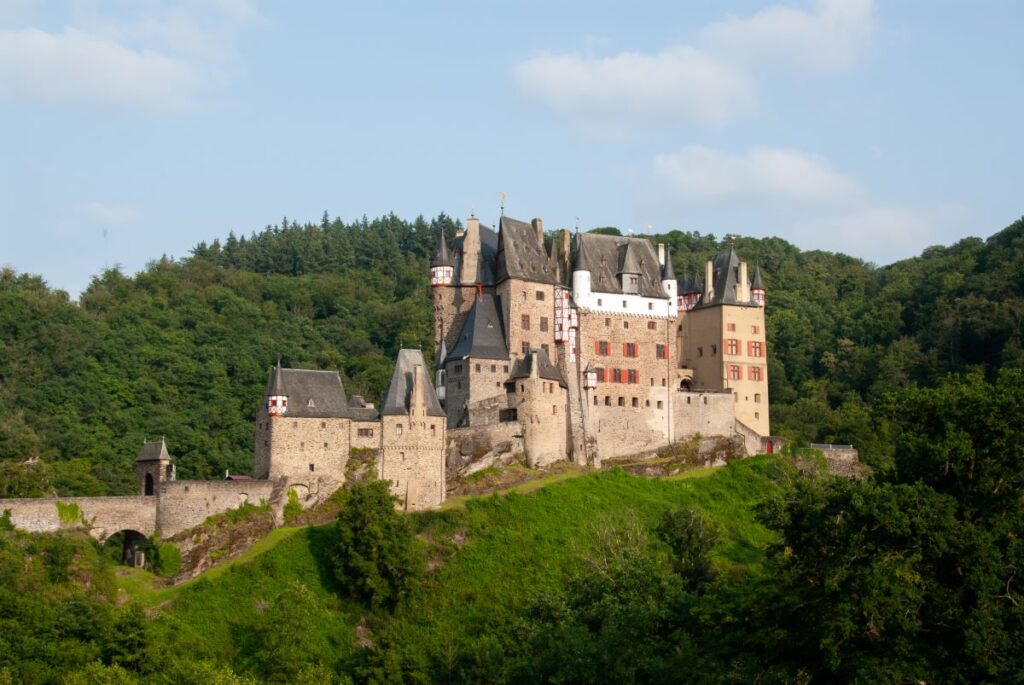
2, 0, 1021, 296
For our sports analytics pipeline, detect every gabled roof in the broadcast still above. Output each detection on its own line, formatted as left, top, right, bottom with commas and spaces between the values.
446, 292, 509, 361
136, 439, 171, 462
573, 233, 669, 298
381, 349, 446, 417
264, 363, 351, 418
431, 228, 452, 268
495, 216, 559, 284
510, 347, 566, 387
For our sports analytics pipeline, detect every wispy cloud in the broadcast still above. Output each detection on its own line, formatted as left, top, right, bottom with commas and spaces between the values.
0, 1, 261, 110
652, 145, 859, 205
78, 201, 142, 224
513, 0, 875, 137
700, 0, 875, 72
514, 47, 753, 138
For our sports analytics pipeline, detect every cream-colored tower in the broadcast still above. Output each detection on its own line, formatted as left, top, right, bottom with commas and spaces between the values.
678, 249, 769, 436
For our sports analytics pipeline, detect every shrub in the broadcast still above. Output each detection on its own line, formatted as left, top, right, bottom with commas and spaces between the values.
283, 489, 302, 522
0, 509, 13, 531
148, 538, 182, 577
328, 480, 424, 610
56, 501, 83, 526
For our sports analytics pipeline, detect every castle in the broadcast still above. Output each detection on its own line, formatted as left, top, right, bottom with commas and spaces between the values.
0, 212, 774, 563
431, 214, 773, 467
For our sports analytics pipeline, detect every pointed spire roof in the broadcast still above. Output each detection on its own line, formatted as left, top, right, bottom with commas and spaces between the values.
446, 292, 509, 361
617, 242, 644, 275
573, 231, 595, 272
510, 347, 566, 386
661, 247, 676, 280
431, 227, 452, 267
751, 264, 764, 290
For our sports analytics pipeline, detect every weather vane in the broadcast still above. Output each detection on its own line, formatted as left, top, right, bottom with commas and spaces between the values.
499, 192, 506, 217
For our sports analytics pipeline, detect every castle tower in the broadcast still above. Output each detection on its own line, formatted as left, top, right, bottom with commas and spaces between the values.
254, 362, 354, 483
660, 245, 678, 318
379, 349, 447, 510
135, 438, 175, 496
510, 348, 568, 468
678, 248, 769, 437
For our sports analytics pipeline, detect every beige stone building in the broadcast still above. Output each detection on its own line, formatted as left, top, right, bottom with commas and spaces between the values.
431, 214, 773, 465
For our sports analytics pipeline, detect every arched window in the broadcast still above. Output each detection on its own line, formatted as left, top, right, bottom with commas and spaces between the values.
144, 473, 154, 496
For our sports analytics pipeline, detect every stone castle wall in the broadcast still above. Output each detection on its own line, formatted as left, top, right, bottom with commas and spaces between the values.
156, 479, 277, 538
673, 391, 736, 440
266, 416, 350, 483
379, 414, 446, 511
0, 496, 157, 540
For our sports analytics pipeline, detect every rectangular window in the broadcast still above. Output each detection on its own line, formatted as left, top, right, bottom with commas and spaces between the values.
454, 363, 463, 373
431, 425, 436, 437
320, 421, 326, 429
504, 365, 509, 372
604, 317, 610, 326
648, 302, 654, 310
598, 299, 603, 307
475, 363, 481, 372
618, 397, 625, 406
622, 299, 628, 308
754, 393, 761, 403
727, 322, 736, 331
596, 367, 606, 382
749, 366, 764, 381
612, 368, 623, 383
656, 344, 667, 359
521, 314, 530, 330
727, 339, 739, 355
309, 463, 315, 472
750, 341, 764, 358
631, 397, 639, 407
552, 404, 557, 415
536, 290, 545, 301
647, 321, 656, 330
540, 316, 549, 332
627, 369, 638, 384
596, 340, 610, 356
623, 320, 629, 329
593, 395, 598, 405
357, 428, 374, 437
499, 408, 518, 422
323, 442, 328, 448
604, 396, 611, 406
623, 342, 638, 358
657, 400, 663, 409
522, 342, 530, 354
491, 364, 497, 372
395, 424, 403, 435
752, 325, 760, 334
729, 365, 742, 381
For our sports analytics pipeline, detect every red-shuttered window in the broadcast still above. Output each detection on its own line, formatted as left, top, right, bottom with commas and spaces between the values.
596, 368, 606, 382
612, 368, 623, 383
749, 366, 763, 381
656, 344, 668, 359
726, 338, 739, 355
623, 342, 638, 358
729, 365, 742, 381
596, 340, 610, 356
749, 341, 764, 358
627, 369, 638, 384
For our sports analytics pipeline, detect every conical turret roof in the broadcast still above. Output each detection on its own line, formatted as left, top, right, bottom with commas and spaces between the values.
661, 247, 676, 280
431, 228, 452, 267
751, 264, 764, 290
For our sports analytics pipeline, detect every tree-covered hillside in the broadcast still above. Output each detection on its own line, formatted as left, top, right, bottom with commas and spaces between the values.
1, 213, 1021, 494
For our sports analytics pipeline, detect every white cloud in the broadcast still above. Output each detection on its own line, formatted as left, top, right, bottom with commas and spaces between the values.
0, 1, 260, 109
514, 1, 875, 136
78, 201, 141, 224
652, 145, 859, 204
793, 204, 970, 263
514, 46, 754, 138
700, 0, 876, 72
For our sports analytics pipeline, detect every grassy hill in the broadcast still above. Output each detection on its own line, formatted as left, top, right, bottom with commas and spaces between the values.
127, 456, 787, 679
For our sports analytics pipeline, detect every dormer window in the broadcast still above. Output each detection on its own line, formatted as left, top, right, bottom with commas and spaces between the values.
307, 398, 315, 408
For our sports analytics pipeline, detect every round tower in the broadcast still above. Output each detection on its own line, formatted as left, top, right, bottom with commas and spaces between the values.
430, 227, 454, 287
661, 246, 678, 317
267, 361, 288, 416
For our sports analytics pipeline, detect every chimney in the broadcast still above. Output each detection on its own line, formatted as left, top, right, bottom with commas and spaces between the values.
657, 243, 665, 267
466, 215, 479, 236
705, 259, 714, 300
738, 261, 748, 301
532, 217, 544, 244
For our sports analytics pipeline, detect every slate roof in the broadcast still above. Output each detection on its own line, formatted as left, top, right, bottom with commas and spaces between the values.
699, 248, 758, 307
495, 216, 559, 284
431, 228, 452, 268
264, 363, 351, 418
573, 233, 669, 298
381, 349, 446, 417
661, 247, 676, 280
510, 347, 566, 387
136, 439, 171, 462
347, 395, 380, 421
446, 292, 509, 362
751, 264, 764, 290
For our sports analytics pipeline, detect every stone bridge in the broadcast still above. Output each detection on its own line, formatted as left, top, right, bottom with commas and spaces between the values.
0, 496, 157, 541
